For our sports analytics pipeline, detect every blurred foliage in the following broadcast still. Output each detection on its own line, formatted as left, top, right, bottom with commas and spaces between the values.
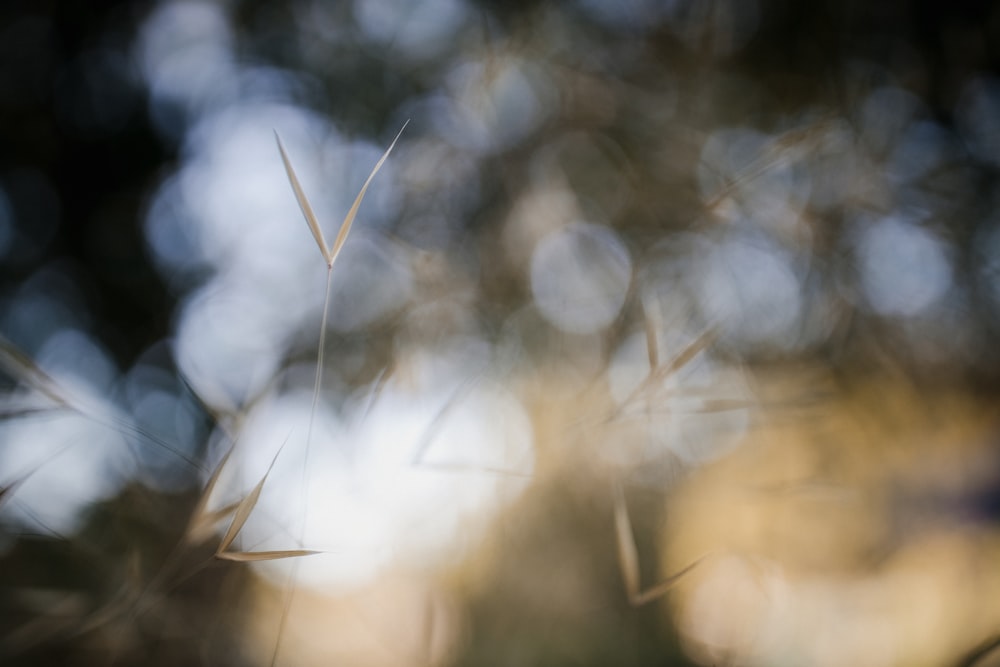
2, 0, 1000, 665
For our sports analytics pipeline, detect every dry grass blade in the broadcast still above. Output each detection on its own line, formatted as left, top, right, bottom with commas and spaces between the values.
0, 445, 76, 512
614, 485, 706, 606
217, 477, 265, 555
659, 328, 717, 378
187, 501, 241, 545
0, 335, 202, 471
613, 484, 640, 602
644, 314, 659, 370
700, 119, 830, 214
275, 131, 331, 265
642, 297, 661, 370
266, 124, 406, 667
0, 395, 69, 419
217, 439, 288, 555
957, 633, 1000, 667
0, 335, 70, 407
215, 549, 321, 562
630, 556, 706, 606
328, 120, 409, 267
185, 443, 236, 544
0, 482, 18, 509
612, 328, 718, 421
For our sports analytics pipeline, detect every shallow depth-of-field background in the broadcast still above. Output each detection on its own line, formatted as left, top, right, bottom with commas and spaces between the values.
2, 1, 1000, 666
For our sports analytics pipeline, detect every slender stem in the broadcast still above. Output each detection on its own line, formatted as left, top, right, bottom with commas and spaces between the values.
270, 264, 333, 667
307, 265, 334, 458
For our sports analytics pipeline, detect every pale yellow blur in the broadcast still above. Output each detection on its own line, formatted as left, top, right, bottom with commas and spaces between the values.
664, 375, 1000, 666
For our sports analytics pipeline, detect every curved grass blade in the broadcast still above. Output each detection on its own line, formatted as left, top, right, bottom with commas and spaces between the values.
0, 481, 20, 509
328, 120, 409, 267
0, 335, 71, 407
613, 484, 640, 602
631, 556, 706, 606
216, 549, 321, 562
275, 131, 331, 265
642, 298, 660, 370
187, 501, 241, 546
612, 328, 718, 421
217, 437, 289, 555
185, 443, 237, 544
957, 633, 1000, 667
613, 484, 705, 606
217, 476, 265, 555
0, 335, 203, 471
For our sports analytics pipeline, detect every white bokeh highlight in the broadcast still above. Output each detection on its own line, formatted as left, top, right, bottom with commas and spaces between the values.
530, 222, 632, 334
854, 216, 953, 318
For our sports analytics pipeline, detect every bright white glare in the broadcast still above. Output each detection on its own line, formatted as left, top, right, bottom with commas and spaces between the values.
440, 58, 551, 153
354, 0, 469, 61
854, 216, 952, 318
530, 222, 632, 334
696, 236, 803, 349
214, 345, 534, 591
955, 76, 1000, 167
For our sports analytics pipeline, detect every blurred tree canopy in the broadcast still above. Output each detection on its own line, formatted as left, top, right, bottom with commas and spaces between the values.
2, 0, 1000, 665
2, 0, 999, 379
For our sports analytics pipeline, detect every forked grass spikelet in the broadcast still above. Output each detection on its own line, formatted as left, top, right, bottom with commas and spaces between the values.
266, 122, 408, 666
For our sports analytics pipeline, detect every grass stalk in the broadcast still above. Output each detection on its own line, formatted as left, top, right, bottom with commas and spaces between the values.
269, 122, 408, 667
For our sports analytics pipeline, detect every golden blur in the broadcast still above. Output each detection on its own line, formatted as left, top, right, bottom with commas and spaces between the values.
248, 570, 459, 667
239, 358, 1000, 667
664, 374, 1000, 666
